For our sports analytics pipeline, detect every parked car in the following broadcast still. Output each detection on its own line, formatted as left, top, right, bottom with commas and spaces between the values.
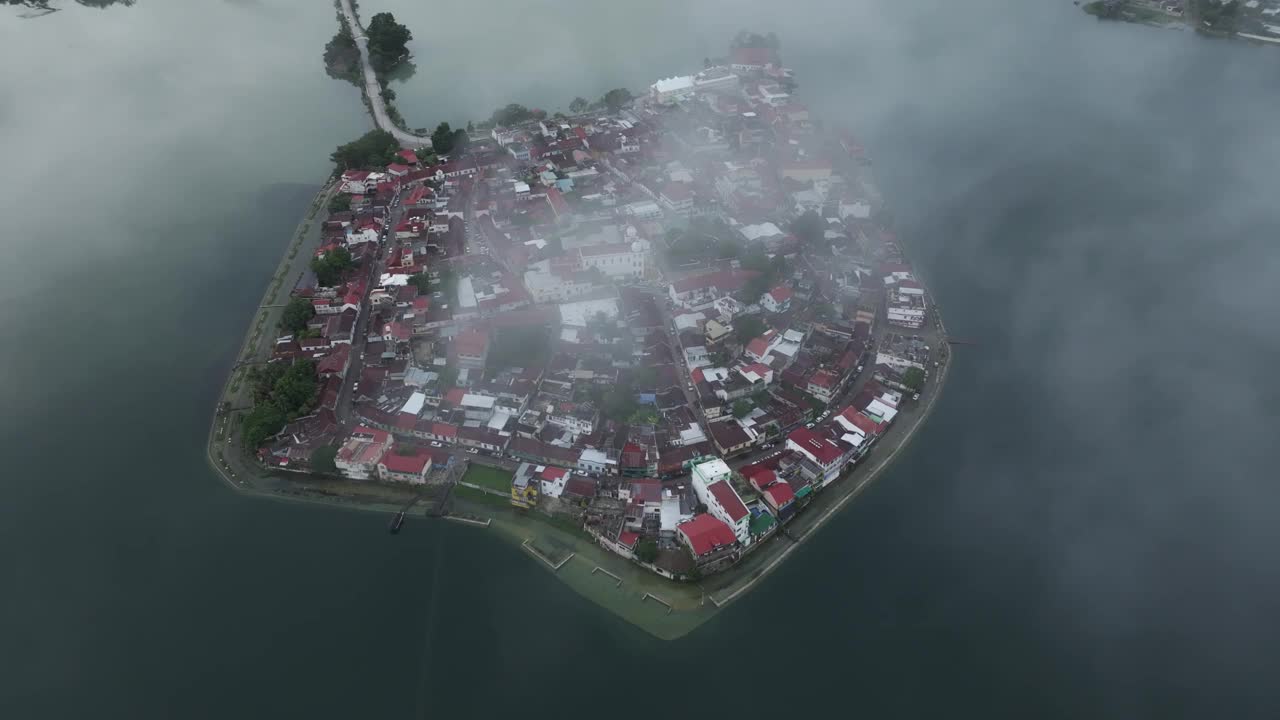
805, 422, 815, 428
467, 448, 479, 455
429, 441, 442, 448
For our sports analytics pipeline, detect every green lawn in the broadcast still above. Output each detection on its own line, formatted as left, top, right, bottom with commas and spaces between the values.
462, 465, 514, 493
453, 484, 512, 509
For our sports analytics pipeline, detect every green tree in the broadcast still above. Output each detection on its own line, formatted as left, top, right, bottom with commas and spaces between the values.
328, 194, 351, 213
280, 297, 316, 334
601, 87, 634, 112
732, 399, 753, 418
902, 366, 925, 391
407, 273, 432, 294
490, 103, 534, 126
791, 211, 825, 248
243, 402, 287, 448
365, 12, 413, 76
310, 446, 338, 474
331, 129, 400, 170
311, 245, 355, 287
569, 96, 589, 113
635, 539, 659, 563
733, 315, 767, 343
431, 122, 456, 154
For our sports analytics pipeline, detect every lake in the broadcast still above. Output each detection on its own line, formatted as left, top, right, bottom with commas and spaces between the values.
3, 0, 1279, 717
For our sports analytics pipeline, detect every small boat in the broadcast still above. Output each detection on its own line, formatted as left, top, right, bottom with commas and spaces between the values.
388, 511, 405, 534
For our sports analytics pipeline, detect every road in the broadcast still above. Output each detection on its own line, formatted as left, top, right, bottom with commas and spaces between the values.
336, 0, 431, 149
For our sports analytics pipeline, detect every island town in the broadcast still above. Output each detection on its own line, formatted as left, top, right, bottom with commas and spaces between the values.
212, 31, 950, 615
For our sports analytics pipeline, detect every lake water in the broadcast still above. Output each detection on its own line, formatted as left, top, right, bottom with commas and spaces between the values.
3, 1, 1279, 717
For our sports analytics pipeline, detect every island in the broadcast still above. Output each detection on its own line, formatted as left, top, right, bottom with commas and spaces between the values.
208, 16, 952, 640
1082, 0, 1280, 45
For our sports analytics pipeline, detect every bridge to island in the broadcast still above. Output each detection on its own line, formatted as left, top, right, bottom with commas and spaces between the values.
336, 0, 432, 149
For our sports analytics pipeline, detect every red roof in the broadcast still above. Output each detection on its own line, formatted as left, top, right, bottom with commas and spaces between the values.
747, 468, 777, 492
545, 186, 569, 215
747, 336, 771, 358
539, 466, 569, 482
768, 286, 793, 303
842, 409, 879, 437
787, 427, 844, 465
380, 449, 431, 475
386, 163, 410, 175
444, 388, 466, 406
617, 530, 640, 549
678, 514, 738, 556
412, 296, 431, 310
707, 481, 749, 522
397, 149, 419, 165
809, 369, 838, 389
432, 422, 458, 438
763, 481, 795, 508
455, 328, 489, 358
731, 46, 776, 67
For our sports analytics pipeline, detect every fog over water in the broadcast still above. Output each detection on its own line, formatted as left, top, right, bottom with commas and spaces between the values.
2, 0, 1279, 717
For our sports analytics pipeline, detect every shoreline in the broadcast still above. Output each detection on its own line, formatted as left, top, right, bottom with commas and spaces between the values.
204, 177, 953, 639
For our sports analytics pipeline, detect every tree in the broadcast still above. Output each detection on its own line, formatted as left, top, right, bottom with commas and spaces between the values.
311, 245, 355, 287
365, 12, 413, 76
310, 446, 338, 474
431, 122, 456, 154
331, 129, 400, 170
903, 366, 925, 391
635, 540, 659, 564
791, 211, 825, 248
323, 21, 361, 84
407, 273, 431, 294
733, 315, 767, 344
732, 399, 753, 419
451, 128, 470, 154
327, 194, 351, 213
490, 103, 534, 126
601, 87, 634, 112
281, 297, 316, 334
569, 96, 589, 113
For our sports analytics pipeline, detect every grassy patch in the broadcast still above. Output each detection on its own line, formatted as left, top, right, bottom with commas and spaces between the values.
461, 465, 513, 493
453, 484, 512, 509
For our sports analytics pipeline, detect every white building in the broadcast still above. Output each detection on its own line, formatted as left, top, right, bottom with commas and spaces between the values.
578, 447, 617, 475
577, 238, 649, 279
650, 75, 695, 104
690, 459, 751, 545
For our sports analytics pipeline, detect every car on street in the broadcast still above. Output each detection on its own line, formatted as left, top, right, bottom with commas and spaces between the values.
430, 441, 442, 448
467, 448, 479, 454
805, 422, 815, 428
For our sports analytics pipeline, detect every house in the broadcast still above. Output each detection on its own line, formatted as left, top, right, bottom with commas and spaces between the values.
578, 447, 616, 476
806, 369, 839, 403
691, 459, 751, 545
708, 420, 756, 458
761, 480, 797, 521
511, 469, 538, 508
377, 448, 433, 484
677, 514, 739, 564
659, 182, 694, 214
455, 328, 489, 370
761, 286, 793, 313
785, 426, 849, 486
334, 426, 393, 480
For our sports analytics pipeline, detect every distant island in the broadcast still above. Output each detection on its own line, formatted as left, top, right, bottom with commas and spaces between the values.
208, 21, 953, 639
1082, 0, 1280, 44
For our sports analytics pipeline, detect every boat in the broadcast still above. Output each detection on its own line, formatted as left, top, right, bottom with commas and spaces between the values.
388, 511, 405, 534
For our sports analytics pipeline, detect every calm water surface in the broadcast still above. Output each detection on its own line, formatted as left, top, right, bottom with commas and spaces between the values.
3, 1, 1279, 718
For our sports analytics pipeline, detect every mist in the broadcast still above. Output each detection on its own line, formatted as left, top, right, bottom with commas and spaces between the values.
3, 0, 1280, 715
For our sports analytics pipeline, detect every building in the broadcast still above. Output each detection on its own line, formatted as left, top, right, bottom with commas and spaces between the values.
578, 447, 616, 475
376, 448, 433, 484
761, 286, 793, 313
806, 369, 839, 403
650, 75, 695, 104
785, 427, 849, 486
690, 459, 751, 545
577, 240, 648, 279
677, 514, 739, 564
511, 468, 538, 508
334, 426, 394, 480
455, 328, 490, 370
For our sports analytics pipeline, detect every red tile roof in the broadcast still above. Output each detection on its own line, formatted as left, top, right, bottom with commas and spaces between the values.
842, 409, 879, 437
809, 369, 838, 389
380, 449, 431, 474
787, 427, 844, 465
768, 286, 793, 303
763, 481, 795, 508
707, 481, 749, 522
678, 514, 738, 556
617, 530, 640, 549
